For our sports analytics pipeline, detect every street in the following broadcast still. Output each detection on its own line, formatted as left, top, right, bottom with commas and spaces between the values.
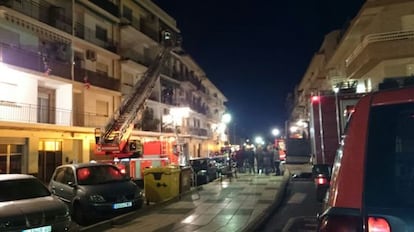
258, 164, 322, 232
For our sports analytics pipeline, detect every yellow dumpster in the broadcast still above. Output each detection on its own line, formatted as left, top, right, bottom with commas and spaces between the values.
144, 166, 181, 204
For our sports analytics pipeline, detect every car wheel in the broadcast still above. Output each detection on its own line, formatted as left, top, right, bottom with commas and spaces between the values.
316, 189, 325, 202
73, 203, 89, 226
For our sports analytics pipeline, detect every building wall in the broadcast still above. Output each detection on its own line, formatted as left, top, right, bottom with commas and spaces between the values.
0, 0, 227, 177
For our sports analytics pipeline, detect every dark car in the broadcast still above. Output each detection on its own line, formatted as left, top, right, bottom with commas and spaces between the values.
0, 174, 71, 232
49, 163, 144, 225
312, 164, 332, 202
190, 158, 218, 185
318, 80, 414, 231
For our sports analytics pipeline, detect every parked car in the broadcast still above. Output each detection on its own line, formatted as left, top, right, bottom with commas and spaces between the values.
49, 162, 144, 225
318, 79, 414, 231
312, 164, 332, 202
0, 174, 71, 231
190, 158, 218, 185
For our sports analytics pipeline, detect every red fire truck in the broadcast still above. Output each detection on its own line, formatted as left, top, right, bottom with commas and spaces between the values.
309, 90, 365, 165
93, 31, 182, 181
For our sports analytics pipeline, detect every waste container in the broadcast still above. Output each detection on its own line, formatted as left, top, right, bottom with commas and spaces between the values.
179, 166, 193, 194
144, 166, 180, 204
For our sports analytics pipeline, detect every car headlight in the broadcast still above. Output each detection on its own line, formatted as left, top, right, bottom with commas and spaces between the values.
89, 194, 106, 203
134, 189, 144, 198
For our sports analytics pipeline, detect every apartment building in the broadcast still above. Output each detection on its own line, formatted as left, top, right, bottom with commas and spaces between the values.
289, 0, 414, 128
0, 0, 226, 182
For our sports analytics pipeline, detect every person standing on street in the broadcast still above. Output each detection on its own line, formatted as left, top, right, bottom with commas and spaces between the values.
272, 145, 281, 175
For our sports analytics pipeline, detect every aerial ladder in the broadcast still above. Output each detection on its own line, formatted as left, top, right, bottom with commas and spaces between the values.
95, 31, 180, 158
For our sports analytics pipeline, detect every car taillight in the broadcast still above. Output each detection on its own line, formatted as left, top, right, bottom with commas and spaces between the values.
315, 175, 328, 185
319, 215, 363, 232
368, 217, 390, 232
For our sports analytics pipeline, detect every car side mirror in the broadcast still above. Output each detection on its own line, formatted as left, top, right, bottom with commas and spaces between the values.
67, 181, 76, 187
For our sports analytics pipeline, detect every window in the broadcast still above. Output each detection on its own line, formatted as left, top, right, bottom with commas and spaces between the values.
95, 25, 107, 42
54, 168, 66, 183
123, 6, 132, 21
0, 144, 23, 174
76, 165, 124, 185
0, 179, 50, 202
0, 81, 17, 103
365, 102, 414, 207
123, 72, 133, 87
96, 62, 108, 76
96, 100, 109, 117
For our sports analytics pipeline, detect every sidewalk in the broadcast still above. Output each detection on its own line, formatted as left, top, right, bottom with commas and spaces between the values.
82, 170, 290, 232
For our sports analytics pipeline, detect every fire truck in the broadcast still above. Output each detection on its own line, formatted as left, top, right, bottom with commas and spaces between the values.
93, 31, 181, 181
309, 89, 365, 165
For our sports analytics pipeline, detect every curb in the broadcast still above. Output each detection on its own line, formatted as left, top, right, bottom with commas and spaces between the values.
80, 186, 203, 232
242, 169, 291, 232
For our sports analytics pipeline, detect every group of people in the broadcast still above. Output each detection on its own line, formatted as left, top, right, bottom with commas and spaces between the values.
233, 144, 281, 176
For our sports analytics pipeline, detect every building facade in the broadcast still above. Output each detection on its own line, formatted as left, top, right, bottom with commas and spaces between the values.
0, 0, 226, 182
289, 0, 414, 134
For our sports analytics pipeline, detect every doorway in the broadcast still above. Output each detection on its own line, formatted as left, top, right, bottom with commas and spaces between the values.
38, 140, 62, 183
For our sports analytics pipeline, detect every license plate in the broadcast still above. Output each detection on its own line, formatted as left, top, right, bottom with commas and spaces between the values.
113, 201, 132, 209
22, 225, 52, 232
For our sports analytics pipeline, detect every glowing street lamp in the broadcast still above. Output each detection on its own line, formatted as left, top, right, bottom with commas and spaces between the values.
254, 136, 264, 145
271, 128, 280, 137
222, 113, 231, 124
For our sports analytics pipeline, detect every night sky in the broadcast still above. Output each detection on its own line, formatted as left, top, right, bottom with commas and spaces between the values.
152, 0, 365, 140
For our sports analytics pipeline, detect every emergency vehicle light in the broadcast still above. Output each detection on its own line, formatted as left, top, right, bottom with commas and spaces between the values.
311, 96, 320, 102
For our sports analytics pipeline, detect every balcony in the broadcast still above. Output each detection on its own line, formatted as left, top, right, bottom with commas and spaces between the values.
121, 50, 151, 67
74, 22, 117, 53
0, 0, 72, 34
0, 101, 108, 127
345, 30, 414, 79
89, 0, 118, 17
188, 127, 209, 137
140, 20, 158, 42
120, 15, 158, 45
74, 67, 120, 91
0, 42, 71, 80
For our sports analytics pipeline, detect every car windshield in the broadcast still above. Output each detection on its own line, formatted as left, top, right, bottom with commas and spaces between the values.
365, 102, 414, 208
0, 178, 50, 202
76, 165, 126, 185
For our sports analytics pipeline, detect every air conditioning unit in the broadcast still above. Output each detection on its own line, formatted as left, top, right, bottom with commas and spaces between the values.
86, 50, 96, 61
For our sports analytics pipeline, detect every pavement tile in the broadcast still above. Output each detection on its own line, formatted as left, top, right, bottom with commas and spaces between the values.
90, 171, 290, 232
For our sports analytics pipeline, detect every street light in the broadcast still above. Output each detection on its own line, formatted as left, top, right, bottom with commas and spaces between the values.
222, 113, 231, 124
254, 136, 264, 145
271, 128, 280, 137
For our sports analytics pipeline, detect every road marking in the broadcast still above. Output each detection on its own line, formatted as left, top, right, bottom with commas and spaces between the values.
287, 193, 306, 204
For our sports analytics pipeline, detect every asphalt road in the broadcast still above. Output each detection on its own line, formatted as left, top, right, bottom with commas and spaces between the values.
258, 167, 322, 232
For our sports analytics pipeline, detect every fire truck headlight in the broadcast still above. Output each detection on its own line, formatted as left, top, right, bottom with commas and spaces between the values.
89, 194, 106, 203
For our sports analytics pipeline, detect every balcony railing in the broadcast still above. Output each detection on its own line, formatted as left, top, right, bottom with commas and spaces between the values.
0, 43, 71, 80
74, 22, 117, 53
188, 127, 209, 137
346, 30, 414, 66
0, 101, 109, 128
0, 0, 72, 34
89, 0, 119, 17
74, 66, 120, 91
121, 50, 151, 66
140, 20, 158, 42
